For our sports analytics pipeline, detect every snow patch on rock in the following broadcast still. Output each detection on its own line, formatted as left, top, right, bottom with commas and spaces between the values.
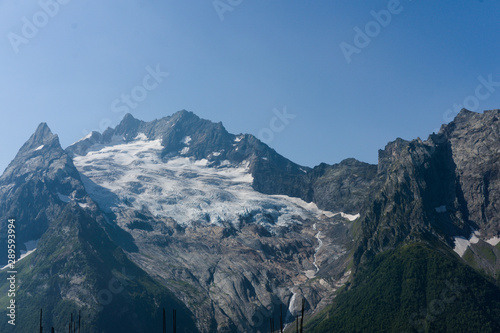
340, 212, 360, 221
453, 236, 471, 257
486, 236, 500, 246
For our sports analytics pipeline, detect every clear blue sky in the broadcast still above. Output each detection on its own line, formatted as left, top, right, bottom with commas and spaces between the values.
1, 0, 500, 173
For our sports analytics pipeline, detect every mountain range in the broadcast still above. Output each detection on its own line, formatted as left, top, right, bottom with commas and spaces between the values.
0, 109, 499, 332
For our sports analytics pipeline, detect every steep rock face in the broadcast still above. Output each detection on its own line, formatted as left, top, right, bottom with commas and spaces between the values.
69, 111, 237, 160
304, 110, 500, 332
241, 134, 311, 199
0, 123, 90, 264
127, 213, 353, 332
65, 111, 358, 332
1, 123, 80, 186
9, 109, 499, 332
0, 203, 198, 332
356, 136, 462, 264
444, 109, 500, 237
65, 131, 103, 157
244, 142, 377, 214
306, 243, 500, 333
68, 111, 312, 200
305, 158, 378, 214
354, 109, 500, 271
67, 111, 375, 214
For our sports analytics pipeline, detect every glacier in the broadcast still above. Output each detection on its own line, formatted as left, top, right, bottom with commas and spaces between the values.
72, 133, 340, 231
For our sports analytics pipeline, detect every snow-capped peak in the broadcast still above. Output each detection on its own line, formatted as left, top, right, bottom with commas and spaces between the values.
72, 135, 336, 231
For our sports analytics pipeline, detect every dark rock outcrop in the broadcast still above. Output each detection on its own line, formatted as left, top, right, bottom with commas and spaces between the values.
354, 109, 500, 269
0, 123, 89, 264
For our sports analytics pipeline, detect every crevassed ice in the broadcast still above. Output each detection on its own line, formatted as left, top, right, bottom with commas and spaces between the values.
72, 135, 338, 229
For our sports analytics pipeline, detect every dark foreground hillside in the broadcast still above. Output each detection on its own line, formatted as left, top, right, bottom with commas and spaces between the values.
305, 243, 500, 333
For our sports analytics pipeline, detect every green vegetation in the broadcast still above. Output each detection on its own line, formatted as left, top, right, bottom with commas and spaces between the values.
305, 243, 500, 332
0, 205, 199, 332
476, 244, 497, 264
462, 247, 477, 267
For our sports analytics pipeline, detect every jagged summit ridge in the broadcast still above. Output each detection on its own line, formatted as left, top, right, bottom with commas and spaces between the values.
0, 122, 91, 266
354, 108, 500, 268
17, 122, 58, 155
1, 122, 67, 182
67, 110, 231, 158
1, 108, 499, 332
63, 111, 358, 331
66, 110, 379, 216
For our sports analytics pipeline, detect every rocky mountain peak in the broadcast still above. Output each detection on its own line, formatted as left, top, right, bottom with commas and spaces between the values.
3, 108, 500, 332
170, 109, 197, 122
19, 122, 59, 152
0, 122, 90, 266
34, 121, 52, 138
1, 123, 64, 181
112, 113, 143, 141
1, 122, 84, 184
454, 108, 476, 122
67, 111, 232, 158
376, 137, 411, 174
